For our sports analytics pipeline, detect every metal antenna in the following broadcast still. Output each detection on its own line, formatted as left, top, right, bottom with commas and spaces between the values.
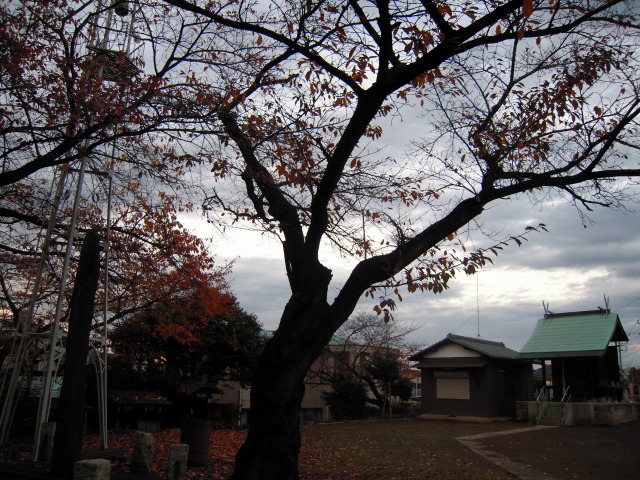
476, 274, 481, 338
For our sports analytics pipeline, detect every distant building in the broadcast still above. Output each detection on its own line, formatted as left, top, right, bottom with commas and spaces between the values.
519, 308, 628, 401
410, 334, 533, 420
518, 307, 639, 426
108, 390, 171, 431
215, 336, 416, 425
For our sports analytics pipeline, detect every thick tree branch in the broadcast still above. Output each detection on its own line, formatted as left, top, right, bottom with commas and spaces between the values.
218, 109, 306, 284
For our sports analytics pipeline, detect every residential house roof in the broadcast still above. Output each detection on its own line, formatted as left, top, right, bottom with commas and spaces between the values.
519, 309, 628, 359
409, 333, 521, 366
109, 390, 171, 406
175, 381, 224, 396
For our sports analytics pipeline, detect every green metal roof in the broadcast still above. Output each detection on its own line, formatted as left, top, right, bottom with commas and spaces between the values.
519, 310, 628, 359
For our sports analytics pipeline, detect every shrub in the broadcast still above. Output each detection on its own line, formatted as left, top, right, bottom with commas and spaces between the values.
323, 374, 368, 421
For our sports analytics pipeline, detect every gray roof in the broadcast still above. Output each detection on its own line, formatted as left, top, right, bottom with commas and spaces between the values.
409, 333, 521, 361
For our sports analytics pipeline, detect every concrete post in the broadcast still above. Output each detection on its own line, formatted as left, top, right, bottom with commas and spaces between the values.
131, 431, 155, 473
39, 422, 56, 463
73, 459, 111, 480
167, 444, 189, 480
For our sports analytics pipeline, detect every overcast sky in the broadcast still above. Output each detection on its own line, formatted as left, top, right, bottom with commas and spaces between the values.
173, 14, 640, 368
180, 190, 640, 368
151, 3, 640, 369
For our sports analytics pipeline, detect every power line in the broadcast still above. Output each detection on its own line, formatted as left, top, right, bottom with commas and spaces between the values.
618, 295, 640, 311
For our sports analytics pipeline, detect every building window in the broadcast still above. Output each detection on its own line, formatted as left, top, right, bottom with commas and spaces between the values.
412, 382, 422, 399
332, 350, 351, 373
434, 371, 470, 400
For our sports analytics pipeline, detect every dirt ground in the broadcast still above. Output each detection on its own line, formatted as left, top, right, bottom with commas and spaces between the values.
0, 419, 638, 479
464, 421, 640, 480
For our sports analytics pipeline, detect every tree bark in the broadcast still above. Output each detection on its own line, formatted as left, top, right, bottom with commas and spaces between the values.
50, 231, 101, 478
230, 267, 339, 480
229, 359, 306, 480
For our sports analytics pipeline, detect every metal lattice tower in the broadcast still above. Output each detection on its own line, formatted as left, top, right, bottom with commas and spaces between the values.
0, 0, 144, 458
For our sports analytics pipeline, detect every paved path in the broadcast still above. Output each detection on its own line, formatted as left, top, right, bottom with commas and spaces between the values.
457, 422, 640, 480
457, 426, 559, 480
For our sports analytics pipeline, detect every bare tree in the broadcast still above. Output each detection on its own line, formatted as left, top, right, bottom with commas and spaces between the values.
0, 0, 226, 189
0, 1, 233, 333
312, 311, 421, 413
153, 2, 640, 478
6, 1, 640, 479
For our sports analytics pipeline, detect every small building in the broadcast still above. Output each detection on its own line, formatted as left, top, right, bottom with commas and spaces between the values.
108, 390, 172, 431
410, 334, 533, 420
519, 308, 629, 402
172, 381, 224, 420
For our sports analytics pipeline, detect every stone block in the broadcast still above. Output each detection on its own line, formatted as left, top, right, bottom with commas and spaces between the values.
131, 431, 155, 473
167, 444, 189, 480
73, 458, 111, 480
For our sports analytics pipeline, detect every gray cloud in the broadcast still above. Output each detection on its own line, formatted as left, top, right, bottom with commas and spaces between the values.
191, 192, 640, 368
226, 257, 290, 331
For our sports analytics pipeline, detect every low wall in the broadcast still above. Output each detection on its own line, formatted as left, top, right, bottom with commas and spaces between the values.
516, 401, 640, 426
593, 403, 639, 425
516, 401, 537, 423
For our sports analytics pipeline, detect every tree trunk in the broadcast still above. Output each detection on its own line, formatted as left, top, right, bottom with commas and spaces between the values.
229, 362, 306, 480
230, 271, 340, 480
50, 231, 101, 477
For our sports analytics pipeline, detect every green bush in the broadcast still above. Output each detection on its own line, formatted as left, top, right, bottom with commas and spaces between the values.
322, 374, 368, 420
